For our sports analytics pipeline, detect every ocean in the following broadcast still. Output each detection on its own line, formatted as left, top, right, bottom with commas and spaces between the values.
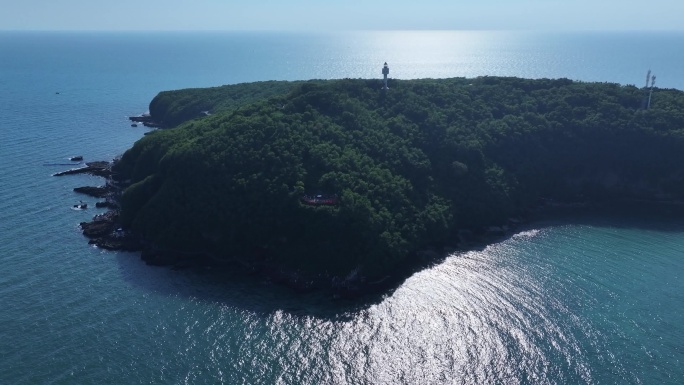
1, 31, 683, 384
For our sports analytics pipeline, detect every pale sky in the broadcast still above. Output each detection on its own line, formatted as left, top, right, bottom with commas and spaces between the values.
1, 0, 682, 31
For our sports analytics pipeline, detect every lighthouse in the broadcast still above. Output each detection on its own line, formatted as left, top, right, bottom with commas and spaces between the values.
382, 62, 389, 90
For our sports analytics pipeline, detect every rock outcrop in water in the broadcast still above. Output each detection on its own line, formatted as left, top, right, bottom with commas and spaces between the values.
53, 161, 111, 177
73, 186, 109, 198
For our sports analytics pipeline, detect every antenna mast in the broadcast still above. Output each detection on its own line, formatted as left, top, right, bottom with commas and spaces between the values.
647, 74, 656, 109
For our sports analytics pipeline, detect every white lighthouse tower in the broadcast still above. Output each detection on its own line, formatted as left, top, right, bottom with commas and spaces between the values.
382, 62, 389, 90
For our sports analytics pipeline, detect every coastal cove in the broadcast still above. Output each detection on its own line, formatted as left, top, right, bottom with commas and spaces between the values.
2, 31, 684, 384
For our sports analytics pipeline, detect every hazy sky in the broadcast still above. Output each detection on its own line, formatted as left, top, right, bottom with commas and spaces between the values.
2, 0, 683, 31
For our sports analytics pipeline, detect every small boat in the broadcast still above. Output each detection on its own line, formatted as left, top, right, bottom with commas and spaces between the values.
131, 123, 138, 127
70, 156, 83, 161
73, 201, 87, 209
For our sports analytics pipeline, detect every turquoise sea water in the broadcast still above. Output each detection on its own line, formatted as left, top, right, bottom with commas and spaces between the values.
1, 31, 684, 384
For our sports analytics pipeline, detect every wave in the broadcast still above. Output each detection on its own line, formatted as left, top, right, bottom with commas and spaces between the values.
512, 229, 540, 238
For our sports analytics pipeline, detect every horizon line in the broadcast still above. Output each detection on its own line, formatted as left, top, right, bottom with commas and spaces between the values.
1, 28, 684, 33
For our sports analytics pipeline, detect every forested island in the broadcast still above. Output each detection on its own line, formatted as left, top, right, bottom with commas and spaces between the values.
84, 77, 684, 294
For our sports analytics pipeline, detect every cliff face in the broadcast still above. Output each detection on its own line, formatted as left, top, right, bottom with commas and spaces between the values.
113, 77, 684, 283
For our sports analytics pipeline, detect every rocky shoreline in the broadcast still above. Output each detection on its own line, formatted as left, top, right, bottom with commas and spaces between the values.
56, 158, 442, 296
53, 161, 112, 177
55, 161, 138, 252
61, 158, 679, 299
129, 114, 163, 128
56, 158, 536, 297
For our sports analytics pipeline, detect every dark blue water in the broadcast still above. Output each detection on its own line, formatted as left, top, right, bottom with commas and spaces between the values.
1, 31, 684, 384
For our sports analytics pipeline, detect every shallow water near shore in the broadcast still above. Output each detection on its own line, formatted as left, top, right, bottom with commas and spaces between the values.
2, 31, 684, 384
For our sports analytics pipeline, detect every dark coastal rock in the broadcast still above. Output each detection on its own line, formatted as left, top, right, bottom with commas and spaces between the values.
54, 167, 91, 176
80, 211, 141, 252
130, 115, 163, 128
56, 158, 139, 254
129, 114, 155, 123
80, 211, 118, 237
74, 186, 109, 198
95, 201, 117, 209
80, 221, 113, 238
54, 161, 111, 177
89, 237, 141, 252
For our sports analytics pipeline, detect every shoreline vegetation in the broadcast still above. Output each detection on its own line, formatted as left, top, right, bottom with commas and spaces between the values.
60, 76, 684, 297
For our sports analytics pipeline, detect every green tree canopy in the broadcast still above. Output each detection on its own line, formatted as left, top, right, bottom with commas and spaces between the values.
114, 77, 684, 279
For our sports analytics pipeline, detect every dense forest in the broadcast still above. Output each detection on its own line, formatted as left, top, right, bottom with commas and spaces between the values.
112, 77, 684, 282
148, 80, 307, 127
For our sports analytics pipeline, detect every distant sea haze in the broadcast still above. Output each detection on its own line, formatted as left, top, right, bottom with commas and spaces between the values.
1, 31, 683, 384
